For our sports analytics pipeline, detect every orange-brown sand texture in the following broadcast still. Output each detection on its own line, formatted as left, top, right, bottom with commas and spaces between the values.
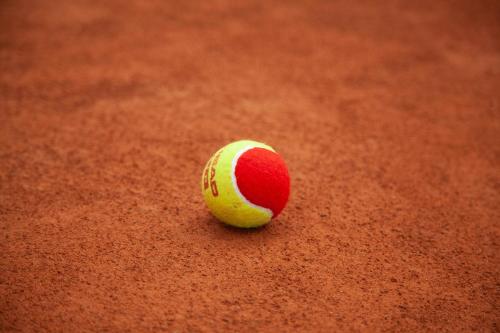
1, 1, 499, 332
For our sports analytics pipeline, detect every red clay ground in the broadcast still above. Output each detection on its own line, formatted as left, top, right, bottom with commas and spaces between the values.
1, 1, 499, 332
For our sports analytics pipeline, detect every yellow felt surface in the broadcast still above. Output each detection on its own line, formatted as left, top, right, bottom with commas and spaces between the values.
201, 140, 274, 228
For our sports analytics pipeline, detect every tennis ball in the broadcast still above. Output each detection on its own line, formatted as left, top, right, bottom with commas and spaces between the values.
201, 140, 290, 228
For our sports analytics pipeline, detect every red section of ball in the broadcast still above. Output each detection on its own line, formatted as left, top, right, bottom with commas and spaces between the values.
235, 147, 290, 218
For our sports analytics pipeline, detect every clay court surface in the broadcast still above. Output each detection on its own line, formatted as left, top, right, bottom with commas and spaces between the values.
1, 0, 499, 332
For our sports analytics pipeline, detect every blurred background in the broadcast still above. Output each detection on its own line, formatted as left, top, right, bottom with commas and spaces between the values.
1, 1, 499, 332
